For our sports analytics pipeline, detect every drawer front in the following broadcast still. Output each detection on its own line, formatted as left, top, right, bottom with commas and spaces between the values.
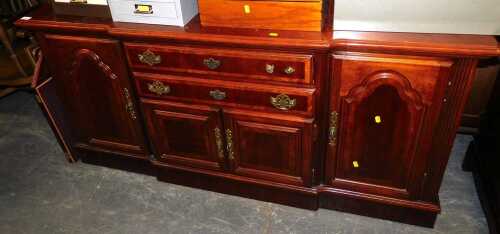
135, 74, 315, 116
198, 0, 323, 31
125, 43, 314, 85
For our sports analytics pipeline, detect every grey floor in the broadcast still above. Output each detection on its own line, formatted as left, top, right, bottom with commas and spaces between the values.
0, 91, 489, 234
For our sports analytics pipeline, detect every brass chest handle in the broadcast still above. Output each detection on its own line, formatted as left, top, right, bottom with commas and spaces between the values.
138, 50, 161, 66
147, 81, 171, 96
203, 58, 221, 70
209, 90, 226, 100
270, 94, 296, 111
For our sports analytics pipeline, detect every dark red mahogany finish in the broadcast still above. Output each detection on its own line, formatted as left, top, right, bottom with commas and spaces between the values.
19, 4, 500, 228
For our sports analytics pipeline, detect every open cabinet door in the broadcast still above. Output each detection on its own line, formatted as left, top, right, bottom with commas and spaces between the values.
31, 54, 78, 162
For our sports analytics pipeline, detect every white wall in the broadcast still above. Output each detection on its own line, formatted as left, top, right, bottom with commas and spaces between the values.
334, 0, 500, 35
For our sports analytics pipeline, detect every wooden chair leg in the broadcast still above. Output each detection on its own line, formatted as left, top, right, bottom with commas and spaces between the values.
0, 24, 28, 77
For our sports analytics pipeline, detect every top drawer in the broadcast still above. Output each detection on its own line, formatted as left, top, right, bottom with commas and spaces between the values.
124, 43, 314, 85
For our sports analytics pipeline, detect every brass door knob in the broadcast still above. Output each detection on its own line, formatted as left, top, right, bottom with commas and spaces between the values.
209, 90, 226, 100
147, 81, 171, 96
265, 64, 275, 74
203, 58, 221, 70
270, 94, 296, 111
138, 50, 161, 66
284, 66, 295, 75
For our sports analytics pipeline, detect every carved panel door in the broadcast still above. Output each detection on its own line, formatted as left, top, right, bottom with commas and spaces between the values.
141, 100, 226, 171
223, 109, 314, 186
326, 52, 453, 199
41, 35, 148, 158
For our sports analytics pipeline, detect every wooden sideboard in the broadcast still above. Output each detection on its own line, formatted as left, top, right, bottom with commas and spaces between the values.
17, 5, 500, 227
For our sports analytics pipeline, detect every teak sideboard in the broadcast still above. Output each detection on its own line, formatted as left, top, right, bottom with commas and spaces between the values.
17, 5, 500, 227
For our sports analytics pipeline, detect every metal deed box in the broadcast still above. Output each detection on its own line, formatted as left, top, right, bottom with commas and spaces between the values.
109, 0, 198, 26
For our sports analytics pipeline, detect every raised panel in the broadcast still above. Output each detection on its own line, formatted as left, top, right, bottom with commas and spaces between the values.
224, 109, 314, 186
41, 34, 148, 158
141, 99, 225, 171
327, 52, 453, 199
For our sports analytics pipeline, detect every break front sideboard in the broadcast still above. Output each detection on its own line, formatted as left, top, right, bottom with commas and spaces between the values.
17, 4, 499, 227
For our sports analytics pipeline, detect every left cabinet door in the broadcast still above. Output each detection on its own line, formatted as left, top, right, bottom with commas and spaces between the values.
141, 99, 227, 171
41, 34, 148, 159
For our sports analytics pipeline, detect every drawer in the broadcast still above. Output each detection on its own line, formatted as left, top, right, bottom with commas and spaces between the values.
135, 74, 316, 115
198, 0, 323, 31
125, 43, 314, 85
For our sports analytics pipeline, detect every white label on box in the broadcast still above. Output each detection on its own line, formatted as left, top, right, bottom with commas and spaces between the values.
54, 0, 108, 5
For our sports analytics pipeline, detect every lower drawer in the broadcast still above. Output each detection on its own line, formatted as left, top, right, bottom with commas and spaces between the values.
134, 74, 316, 116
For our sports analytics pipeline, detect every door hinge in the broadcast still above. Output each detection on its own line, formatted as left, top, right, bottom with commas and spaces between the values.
312, 168, 316, 184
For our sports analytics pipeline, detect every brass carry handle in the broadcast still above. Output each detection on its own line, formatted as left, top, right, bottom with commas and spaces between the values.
147, 81, 171, 96
270, 94, 296, 111
138, 50, 161, 66
203, 58, 221, 70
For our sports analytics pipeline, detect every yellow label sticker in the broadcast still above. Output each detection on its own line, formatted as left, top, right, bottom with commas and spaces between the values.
374, 115, 382, 124
268, 32, 279, 37
135, 4, 152, 13
353, 161, 359, 168
244, 5, 251, 14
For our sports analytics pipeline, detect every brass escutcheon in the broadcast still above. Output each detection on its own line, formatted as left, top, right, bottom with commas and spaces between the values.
203, 58, 221, 70
209, 90, 226, 100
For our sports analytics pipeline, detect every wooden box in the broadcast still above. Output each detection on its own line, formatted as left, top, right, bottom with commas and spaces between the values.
198, 0, 324, 32
50, 0, 112, 18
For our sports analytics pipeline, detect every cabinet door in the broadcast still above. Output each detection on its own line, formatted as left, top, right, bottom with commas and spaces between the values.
141, 100, 226, 171
326, 52, 453, 199
41, 35, 148, 158
223, 109, 314, 187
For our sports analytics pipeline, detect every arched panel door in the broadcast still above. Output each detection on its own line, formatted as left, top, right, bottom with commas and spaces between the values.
41, 35, 149, 159
326, 52, 453, 200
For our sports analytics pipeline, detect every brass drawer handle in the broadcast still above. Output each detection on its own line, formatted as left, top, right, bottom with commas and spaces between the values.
329, 111, 339, 146
225, 129, 235, 161
209, 90, 226, 100
284, 66, 295, 75
203, 58, 221, 70
147, 81, 171, 96
138, 50, 161, 66
123, 88, 137, 120
214, 127, 225, 159
270, 94, 296, 111
265, 64, 275, 74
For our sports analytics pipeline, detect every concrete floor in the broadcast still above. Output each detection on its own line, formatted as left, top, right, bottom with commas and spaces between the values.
0, 91, 489, 234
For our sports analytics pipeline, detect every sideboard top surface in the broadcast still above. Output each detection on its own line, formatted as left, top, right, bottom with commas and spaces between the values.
16, 4, 500, 56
